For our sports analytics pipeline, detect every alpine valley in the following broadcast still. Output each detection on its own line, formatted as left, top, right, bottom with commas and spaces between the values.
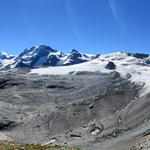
0, 44, 150, 150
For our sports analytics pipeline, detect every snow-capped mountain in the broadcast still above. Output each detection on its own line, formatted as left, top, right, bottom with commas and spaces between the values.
0, 44, 150, 75
31, 51, 150, 75
0, 51, 15, 60
0, 44, 95, 69
0, 52, 15, 68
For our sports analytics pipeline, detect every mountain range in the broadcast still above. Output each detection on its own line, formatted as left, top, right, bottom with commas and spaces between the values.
0, 44, 98, 69
0, 44, 150, 70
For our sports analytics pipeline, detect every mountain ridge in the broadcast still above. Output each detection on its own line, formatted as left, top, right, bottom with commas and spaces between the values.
0, 44, 96, 69
0, 44, 150, 69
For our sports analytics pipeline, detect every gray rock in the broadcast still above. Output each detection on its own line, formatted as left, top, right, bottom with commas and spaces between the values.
0, 69, 148, 150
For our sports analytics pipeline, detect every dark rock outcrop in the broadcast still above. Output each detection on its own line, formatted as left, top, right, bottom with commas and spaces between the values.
63, 49, 88, 66
105, 61, 116, 70
128, 53, 149, 59
43, 55, 60, 66
0, 120, 16, 130
145, 58, 150, 64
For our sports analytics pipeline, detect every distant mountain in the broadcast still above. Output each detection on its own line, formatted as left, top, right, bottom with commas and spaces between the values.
0, 52, 15, 60
0, 45, 150, 69
127, 52, 150, 65
62, 49, 95, 66
0, 44, 96, 69
0, 52, 15, 68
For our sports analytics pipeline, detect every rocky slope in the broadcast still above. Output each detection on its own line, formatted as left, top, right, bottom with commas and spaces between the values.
0, 50, 150, 149
0, 68, 149, 150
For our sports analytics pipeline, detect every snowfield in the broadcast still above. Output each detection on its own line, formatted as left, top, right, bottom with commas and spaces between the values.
31, 51, 150, 96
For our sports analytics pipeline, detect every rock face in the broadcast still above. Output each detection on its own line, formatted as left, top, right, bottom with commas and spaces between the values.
63, 49, 89, 66
145, 57, 150, 64
105, 61, 116, 70
0, 119, 16, 130
129, 53, 149, 59
134, 53, 149, 59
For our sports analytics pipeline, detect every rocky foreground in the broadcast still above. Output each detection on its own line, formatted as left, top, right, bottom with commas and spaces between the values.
128, 132, 150, 150
0, 69, 150, 150
0, 141, 81, 150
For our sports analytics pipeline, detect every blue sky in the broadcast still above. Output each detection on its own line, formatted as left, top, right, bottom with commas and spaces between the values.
0, 0, 150, 55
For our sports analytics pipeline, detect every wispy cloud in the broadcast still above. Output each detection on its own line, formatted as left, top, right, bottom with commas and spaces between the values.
109, 0, 125, 30
65, 0, 81, 39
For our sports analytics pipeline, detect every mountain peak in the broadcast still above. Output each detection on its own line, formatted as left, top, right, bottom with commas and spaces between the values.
21, 44, 57, 56
71, 49, 80, 54
34, 44, 56, 53
0, 51, 15, 60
